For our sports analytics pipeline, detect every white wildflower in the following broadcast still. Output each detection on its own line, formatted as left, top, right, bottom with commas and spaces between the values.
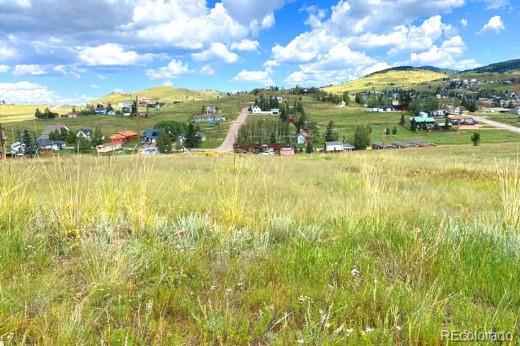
351, 268, 361, 277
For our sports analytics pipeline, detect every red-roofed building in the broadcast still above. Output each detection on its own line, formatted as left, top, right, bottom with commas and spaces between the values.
110, 131, 138, 144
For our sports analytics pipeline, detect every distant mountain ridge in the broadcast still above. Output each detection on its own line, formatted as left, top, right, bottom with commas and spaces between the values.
463, 59, 520, 74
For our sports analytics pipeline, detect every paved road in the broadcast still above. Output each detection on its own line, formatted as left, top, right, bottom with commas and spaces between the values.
214, 107, 249, 153
473, 115, 520, 135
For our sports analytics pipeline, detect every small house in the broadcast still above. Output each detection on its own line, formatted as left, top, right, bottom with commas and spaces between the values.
270, 108, 280, 115
36, 139, 65, 151
296, 130, 309, 145
10, 142, 24, 156
325, 141, 344, 152
77, 128, 94, 140
251, 106, 262, 114
39, 125, 69, 141
143, 129, 160, 143
122, 107, 132, 117
412, 116, 437, 130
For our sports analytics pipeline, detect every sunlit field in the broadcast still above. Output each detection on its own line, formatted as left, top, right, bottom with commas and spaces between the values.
1, 143, 520, 344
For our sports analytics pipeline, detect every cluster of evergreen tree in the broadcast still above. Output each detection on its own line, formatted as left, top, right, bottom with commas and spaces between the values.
153, 120, 202, 150
254, 95, 280, 111
315, 91, 350, 104
35, 108, 59, 119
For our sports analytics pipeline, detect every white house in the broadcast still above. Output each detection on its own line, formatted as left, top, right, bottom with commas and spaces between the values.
325, 141, 344, 152
10, 142, 24, 156
252, 106, 262, 114
77, 128, 94, 140
270, 108, 280, 115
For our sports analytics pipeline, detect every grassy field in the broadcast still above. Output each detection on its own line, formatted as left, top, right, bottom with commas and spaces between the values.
0, 95, 245, 148
488, 114, 520, 128
1, 143, 520, 344
0, 105, 73, 124
323, 69, 448, 93
303, 99, 520, 146
92, 86, 221, 105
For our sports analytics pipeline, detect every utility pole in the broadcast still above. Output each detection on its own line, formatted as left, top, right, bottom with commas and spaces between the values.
135, 95, 141, 153
0, 122, 6, 160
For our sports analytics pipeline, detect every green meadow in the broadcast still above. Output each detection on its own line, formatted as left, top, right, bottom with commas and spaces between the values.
1, 143, 520, 344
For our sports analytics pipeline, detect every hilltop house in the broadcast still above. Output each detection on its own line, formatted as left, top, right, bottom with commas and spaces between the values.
39, 125, 69, 141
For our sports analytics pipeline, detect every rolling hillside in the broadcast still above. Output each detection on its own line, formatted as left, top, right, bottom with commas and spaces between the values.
323, 67, 448, 93
463, 59, 520, 74
91, 86, 221, 105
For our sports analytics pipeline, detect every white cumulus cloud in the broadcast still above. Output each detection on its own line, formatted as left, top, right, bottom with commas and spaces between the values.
13, 64, 47, 76
146, 59, 190, 80
478, 16, 505, 34
230, 39, 260, 51
234, 69, 273, 85
78, 43, 154, 66
192, 43, 239, 63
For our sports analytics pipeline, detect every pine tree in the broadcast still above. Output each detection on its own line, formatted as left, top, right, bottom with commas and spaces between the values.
353, 126, 370, 150
21, 129, 36, 157
471, 131, 481, 146
325, 121, 336, 142
157, 130, 172, 153
185, 123, 200, 148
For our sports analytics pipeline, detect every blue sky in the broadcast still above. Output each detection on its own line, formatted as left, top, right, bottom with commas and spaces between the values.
0, 0, 518, 104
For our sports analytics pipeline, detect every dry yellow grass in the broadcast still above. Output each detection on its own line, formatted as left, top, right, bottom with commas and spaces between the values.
324, 69, 448, 93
